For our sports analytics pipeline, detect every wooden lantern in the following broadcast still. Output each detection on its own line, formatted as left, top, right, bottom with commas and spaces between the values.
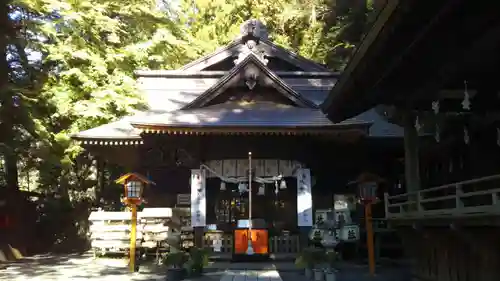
352, 172, 385, 204
351, 172, 384, 277
115, 173, 155, 205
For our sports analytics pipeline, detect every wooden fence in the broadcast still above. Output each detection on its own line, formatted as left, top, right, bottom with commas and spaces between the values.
384, 174, 500, 219
89, 207, 302, 256
202, 234, 301, 254
88, 208, 172, 256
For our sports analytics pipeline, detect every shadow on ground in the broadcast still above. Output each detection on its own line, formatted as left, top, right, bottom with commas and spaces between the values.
0, 253, 412, 281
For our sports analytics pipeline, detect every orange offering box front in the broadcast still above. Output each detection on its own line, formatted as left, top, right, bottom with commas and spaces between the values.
234, 229, 268, 255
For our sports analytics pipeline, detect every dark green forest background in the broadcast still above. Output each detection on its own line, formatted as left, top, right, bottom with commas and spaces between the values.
0, 0, 384, 253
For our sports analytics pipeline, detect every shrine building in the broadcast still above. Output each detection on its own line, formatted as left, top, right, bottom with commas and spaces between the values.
73, 19, 404, 251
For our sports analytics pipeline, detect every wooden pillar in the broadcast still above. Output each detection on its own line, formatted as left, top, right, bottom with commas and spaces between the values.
425, 234, 435, 280
457, 244, 469, 281
436, 232, 451, 281
399, 228, 421, 278
448, 236, 460, 281
96, 157, 105, 204
477, 231, 498, 281
403, 112, 421, 194
412, 233, 423, 278
488, 242, 500, 281
451, 227, 500, 281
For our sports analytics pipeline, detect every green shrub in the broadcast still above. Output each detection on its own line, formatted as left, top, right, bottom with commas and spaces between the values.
186, 247, 209, 275
162, 251, 188, 269
296, 246, 326, 269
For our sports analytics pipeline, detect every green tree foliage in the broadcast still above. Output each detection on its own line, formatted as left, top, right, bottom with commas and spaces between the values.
180, 0, 374, 70
4, 0, 200, 194
0, 0, 376, 252
1, 0, 375, 194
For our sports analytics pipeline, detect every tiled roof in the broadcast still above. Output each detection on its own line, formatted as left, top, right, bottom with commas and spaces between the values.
72, 17, 404, 142
131, 102, 370, 128
72, 111, 161, 140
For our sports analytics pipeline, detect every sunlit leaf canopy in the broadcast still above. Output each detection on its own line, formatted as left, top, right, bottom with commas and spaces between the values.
1, 0, 375, 196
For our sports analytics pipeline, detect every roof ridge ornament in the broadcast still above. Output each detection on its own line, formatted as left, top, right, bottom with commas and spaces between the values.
239, 19, 268, 41
234, 45, 268, 65
234, 19, 269, 66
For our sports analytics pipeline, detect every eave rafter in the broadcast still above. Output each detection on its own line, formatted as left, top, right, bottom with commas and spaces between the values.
76, 139, 144, 146
134, 125, 368, 137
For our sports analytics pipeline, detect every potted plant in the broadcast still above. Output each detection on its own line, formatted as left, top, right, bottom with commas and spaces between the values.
163, 251, 188, 281
311, 247, 327, 281
325, 250, 339, 281
186, 247, 209, 277
295, 247, 315, 279
296, 246, 327, 280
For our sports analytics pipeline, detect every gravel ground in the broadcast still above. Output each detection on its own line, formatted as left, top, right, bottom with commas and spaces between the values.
0, 254, 167, 281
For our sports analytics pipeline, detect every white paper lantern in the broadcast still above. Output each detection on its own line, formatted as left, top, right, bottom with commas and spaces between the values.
238, 182, 248, 193
257, 183, 265, 195
280, 179, 287, 190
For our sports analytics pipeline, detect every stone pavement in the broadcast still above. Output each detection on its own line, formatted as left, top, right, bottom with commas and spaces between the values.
219, 270, 282, 281
0, 254, 411, 281
212, 262, 411, 281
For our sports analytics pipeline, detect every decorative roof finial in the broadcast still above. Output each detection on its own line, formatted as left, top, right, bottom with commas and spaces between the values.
239, 19, 268, 41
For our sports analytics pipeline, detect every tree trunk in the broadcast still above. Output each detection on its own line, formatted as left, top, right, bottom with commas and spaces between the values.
0, 1, 18, 191
0, 1, 27, 257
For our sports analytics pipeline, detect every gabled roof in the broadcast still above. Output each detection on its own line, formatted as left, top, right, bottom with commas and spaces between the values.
180, 19, 329, 72
180, 38, 330, 72
183, 53, 318, 109
72, 19, 406, 143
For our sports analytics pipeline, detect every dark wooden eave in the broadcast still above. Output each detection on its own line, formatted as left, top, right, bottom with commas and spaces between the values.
182, 53, 319, 109
322, 0, 500, 122
132, 125, 369, 137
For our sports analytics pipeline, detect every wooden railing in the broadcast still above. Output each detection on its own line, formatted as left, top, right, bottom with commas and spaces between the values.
384, 174, 500, 219
202, 235, 301, 254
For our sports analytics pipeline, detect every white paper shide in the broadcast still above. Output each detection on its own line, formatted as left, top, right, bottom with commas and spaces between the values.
297, 168, 313, 226
190, 169, 206, 227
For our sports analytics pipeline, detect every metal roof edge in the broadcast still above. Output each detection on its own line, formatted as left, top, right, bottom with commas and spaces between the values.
134, 70, 341, 78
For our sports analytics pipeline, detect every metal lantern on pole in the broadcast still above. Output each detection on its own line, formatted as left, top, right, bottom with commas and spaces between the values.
115, 173, 155, 273
352, 172, 384, 277
359, 182, 378, 204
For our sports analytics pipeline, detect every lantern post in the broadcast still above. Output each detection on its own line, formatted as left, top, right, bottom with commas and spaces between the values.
116, 173, 154, 273
355, 173, 383, 277
246, 151, 254, 255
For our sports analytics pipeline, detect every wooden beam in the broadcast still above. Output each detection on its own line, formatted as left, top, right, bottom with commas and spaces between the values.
403, 111, 421, 193
324, 0, 455, 121
410, 10, 500, 102
406, 99, 500, 113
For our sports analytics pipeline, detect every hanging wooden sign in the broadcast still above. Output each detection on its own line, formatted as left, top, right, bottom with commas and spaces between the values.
190, 169, 206, 227
297, 168, 313, 227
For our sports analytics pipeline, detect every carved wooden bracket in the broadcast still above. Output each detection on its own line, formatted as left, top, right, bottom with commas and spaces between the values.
245, 73, 258, 90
